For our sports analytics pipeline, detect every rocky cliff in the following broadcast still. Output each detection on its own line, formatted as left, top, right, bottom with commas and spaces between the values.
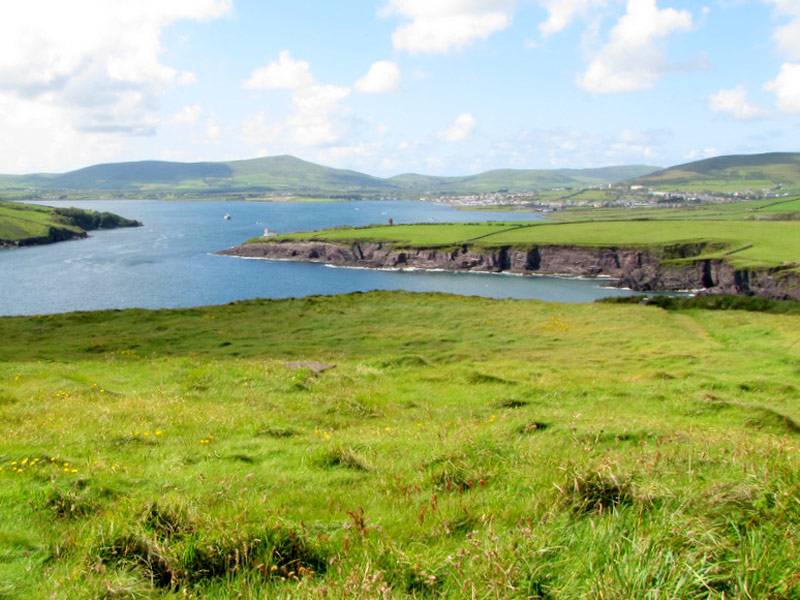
219, 240, 800, 300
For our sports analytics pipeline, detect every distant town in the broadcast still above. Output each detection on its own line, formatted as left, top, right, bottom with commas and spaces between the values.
421, 183, 793, 212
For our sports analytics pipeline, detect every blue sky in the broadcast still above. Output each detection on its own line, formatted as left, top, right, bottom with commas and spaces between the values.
0, 0, 798, 176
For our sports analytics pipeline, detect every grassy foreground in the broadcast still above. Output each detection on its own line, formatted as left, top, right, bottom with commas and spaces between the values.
2, 291, 800, 598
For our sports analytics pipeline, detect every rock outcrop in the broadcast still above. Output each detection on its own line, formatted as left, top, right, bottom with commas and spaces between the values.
219, 240, 800, 301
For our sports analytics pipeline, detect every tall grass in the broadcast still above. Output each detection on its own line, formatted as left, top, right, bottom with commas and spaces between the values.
1, 291, 799, 597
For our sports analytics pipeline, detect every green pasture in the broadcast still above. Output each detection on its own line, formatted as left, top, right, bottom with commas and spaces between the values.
272, 222, 520, 247
273, 215, 800, 269
1, 291, 800, 598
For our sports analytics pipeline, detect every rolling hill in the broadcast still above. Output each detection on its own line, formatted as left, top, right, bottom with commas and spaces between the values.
0, 155, 659, 197
626, 152, 800, 192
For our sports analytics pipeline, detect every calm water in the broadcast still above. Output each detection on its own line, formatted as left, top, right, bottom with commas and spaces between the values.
0, 200, 641, 315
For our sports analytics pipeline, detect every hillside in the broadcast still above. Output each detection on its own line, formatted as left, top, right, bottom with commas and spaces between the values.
390, 165, 659, 193
627, 151, 800, 192
0, 155, 659, 197
2, 291, 800, 598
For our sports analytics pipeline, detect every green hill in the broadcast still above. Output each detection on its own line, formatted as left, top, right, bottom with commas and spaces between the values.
388, 165, 658, 193
224, 155, 393, 193
628, 152, 800, 192
0, 155, 660, 197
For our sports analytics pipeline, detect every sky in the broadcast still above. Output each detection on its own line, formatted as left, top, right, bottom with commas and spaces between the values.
0, 0, 798, 177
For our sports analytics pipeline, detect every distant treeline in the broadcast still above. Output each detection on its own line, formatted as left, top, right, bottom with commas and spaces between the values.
53, 207, 141, 230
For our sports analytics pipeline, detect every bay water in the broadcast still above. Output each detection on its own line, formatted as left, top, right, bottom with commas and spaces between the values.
0, 200, 641, 315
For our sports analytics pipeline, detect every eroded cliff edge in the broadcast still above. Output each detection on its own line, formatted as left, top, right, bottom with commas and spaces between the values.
219, 240, 800, 300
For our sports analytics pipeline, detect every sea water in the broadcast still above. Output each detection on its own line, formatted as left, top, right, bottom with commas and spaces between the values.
0, 199, 642, 315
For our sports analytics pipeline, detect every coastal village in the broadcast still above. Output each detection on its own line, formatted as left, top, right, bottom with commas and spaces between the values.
421, 183, 793, 211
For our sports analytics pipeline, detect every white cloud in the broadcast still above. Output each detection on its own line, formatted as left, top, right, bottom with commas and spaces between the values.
0, 0, 230, 171
608, 128, 660, 159
243, 50, 315, 90
767, 0, 800, 60
765, 62, 800, 113
384, 0, 514, 54
439, 113, 476, 141
0, 95, 124, 172
355, 61, 401, 94
286, 85, 353, 146
242, 85, 353, 149
683, 147, 717, 161
241, 111, 282, 146
314, 140, 387, 171
178, 71, 198, 85
538, 0, 606, 37
708, 85, 764, 119
241, 49, 356, 151
169, 104, 203, 125
206, 115, 222, 141
578, 0, 693, 94
0, 1, 229, 129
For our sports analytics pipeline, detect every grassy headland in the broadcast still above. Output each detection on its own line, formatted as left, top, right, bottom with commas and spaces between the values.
263, 201, 800, 271
0, 201, 141, 248
1, 291, 800, 598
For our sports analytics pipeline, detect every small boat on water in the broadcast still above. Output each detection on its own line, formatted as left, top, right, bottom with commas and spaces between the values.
223, 213, 231, 220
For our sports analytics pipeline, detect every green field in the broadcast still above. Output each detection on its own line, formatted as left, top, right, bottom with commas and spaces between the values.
552, 198, 788, 222
2, 291, 800, 598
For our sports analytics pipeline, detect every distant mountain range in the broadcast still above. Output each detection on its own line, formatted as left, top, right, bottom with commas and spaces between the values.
0, 152, 798, 197
0, 155, 659, 197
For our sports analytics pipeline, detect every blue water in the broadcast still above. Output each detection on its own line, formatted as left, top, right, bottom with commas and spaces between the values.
0, 200, 641, 315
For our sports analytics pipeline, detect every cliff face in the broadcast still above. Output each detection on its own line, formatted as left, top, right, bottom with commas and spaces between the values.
220, 240, 800, 301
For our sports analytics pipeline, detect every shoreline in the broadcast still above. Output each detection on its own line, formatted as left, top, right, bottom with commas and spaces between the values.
219, 239, 800, 301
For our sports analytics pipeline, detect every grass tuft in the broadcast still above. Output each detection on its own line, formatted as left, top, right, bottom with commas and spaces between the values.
318, 445, 374, 471
563, 468, 638, 515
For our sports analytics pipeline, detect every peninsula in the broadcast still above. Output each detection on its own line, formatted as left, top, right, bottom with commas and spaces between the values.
0, 201, 141, 249
222, 196, 800, 300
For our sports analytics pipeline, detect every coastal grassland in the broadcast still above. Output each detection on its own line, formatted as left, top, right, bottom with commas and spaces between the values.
0, 201, 141, 247
269, 222, 523, 247
0, 201, 83, 242
271, 216, 800, 270
2, 291, 800, 598
551, 196, 800, 223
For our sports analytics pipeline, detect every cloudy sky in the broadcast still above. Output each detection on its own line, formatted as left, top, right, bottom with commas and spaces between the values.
1, 0, 798, 176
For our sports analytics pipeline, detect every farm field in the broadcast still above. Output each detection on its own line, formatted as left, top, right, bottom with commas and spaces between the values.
1, 291, 800, 598
551, 195, 800, 223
